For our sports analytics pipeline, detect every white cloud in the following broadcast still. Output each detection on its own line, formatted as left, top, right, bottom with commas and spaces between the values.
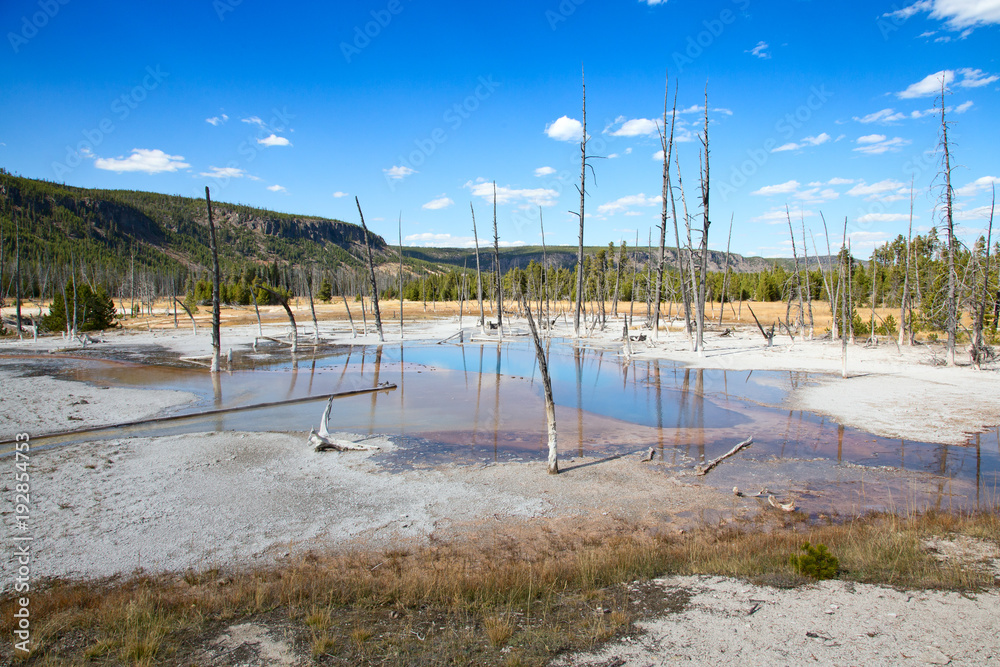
857, 213, 914, 223
897, 69, 954, 98
422, 196, 454, 210
847, 179, 908, 200
956, 205, 998, 221
954, 100, 974, 113
794, 187, 839, 204
93, 148, 189, 174
534, 166, 556, 177
854, 108, 908, 123
464, 180, 559, 207
853, 136, 911, 155
596, 193, 661, 216
752, 180, 801, 196
828, 177, 855, 185
332, 191, 349, 198
241, 116, 265, 127
199, 166, 247, 179
267, 184, 287, 192
955, 175, 1000, 197
384, 165, 417, 180
956, 67, 999, 88
885, 0, 1000, 30
847, 230, 891, 251
404, 232, 526, 248
857, 134, 887, 144
606, 117, 659, 137
748, 40, 770, 59
257, 134, 291, 147
205, 114, 229, 126
751, 207, 816, 225
772, 133, 831, 152
545, 116, 584, 142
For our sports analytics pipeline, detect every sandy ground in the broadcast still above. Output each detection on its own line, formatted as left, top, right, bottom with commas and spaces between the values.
554, 575, 1000, 666
1, 310, 998, 664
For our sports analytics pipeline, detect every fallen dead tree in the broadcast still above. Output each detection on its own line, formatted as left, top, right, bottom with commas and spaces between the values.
697, 436, 753, 476
0, 384, 397, 449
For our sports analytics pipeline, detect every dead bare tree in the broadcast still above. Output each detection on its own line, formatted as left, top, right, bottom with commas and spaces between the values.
492, 181, 502, 338
653, 76, 678, 340
718, 217, 733, 327
261, 285, 297, 353
205, 187, 221, 373
973, 185, 995, 366
341, 293, 357, 338
785, 205, 805, 337
174, 297, 198, 334
306, 268, 319, 343
573, 66, 590, 338
356, 196, 384, 342
398, 213, 404, 339
14, 210, 22, 339
471, 203, 485, 332
900, 179, 915, 346
540, 206, 551, 329
938, 77, 957, 366
694, 87, 711, 355
522, 295, 558, 474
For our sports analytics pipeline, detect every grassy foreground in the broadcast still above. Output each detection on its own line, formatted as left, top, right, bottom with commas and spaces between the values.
3, 510, 999, 666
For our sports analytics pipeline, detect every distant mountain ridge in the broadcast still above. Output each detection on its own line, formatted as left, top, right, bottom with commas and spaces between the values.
0, 171, 832, 279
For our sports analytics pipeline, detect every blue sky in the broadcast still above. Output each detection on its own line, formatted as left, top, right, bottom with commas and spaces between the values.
1, 0, 998, 258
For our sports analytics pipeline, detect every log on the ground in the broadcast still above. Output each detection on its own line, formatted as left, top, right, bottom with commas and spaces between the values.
697, 436, 753, 476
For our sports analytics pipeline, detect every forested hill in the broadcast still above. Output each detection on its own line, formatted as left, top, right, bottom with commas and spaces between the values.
0, 170, 832, 287
402, 245, 828, 275
0, 170, 388, 280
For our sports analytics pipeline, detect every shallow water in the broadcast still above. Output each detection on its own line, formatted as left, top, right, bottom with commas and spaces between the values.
12, 339, 1000, 514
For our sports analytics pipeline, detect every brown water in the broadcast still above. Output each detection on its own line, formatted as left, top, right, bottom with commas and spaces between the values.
11, 340, 1000, 515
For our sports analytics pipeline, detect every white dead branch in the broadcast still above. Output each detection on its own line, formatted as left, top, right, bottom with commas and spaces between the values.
308, 395, 380, 452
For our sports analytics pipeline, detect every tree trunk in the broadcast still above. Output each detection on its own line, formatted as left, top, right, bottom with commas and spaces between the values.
174, 297, 197, 334
940, 79, 957, 366
205, 187, 222, 373
492, 181, 502, 338
900, 180, 914, 346
356, 197, 384, 342
523, 296, 558, 474
342, 293, 357, 338
471, 203, 486, 332
718, 218, 733, 327
398, 214, 404, 339
573, 66, 588, 338
695, 88, 711, 355
652, 76, 677, 340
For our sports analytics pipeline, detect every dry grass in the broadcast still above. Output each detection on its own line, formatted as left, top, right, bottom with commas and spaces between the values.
3, 510, 998, 665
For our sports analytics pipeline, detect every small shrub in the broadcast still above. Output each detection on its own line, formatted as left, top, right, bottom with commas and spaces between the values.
789, 542, 838, 580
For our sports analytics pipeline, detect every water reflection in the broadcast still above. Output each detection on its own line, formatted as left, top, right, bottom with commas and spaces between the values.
12, 340, 1000, 513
